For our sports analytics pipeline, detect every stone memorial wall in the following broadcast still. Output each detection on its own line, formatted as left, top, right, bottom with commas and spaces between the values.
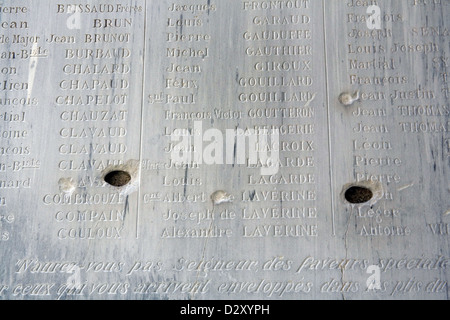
0, 0, 448, 300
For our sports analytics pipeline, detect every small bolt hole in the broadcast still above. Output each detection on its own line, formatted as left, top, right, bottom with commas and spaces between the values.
104, 170, 131, 187
345, 186, 373, 204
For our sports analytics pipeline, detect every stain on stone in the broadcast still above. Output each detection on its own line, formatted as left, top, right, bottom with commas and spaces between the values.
249, 190, 256, 201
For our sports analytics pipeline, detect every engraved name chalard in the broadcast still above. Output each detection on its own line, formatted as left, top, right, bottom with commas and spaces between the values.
0, 0, 448, 300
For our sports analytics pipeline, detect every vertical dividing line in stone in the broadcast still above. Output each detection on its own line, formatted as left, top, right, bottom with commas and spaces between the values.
137, 0, 148, 240
322, 0, 336, 237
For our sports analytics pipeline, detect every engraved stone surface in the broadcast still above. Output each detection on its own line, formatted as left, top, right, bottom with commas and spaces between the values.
0, 0, 448, 300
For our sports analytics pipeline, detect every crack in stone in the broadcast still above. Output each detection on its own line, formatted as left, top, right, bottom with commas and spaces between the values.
341, 205, 355, 301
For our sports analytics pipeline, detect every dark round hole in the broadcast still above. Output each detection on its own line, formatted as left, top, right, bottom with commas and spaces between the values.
345, 186, 373, 204
104, 170, 131, 187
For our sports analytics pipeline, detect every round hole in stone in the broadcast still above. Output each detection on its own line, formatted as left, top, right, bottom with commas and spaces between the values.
344, 186, 373, 204
104, 170, 131, 187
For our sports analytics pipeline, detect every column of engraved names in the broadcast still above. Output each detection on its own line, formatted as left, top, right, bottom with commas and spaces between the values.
344, 1, 449, 239
398, 1, 449, 239
240, 0, 318, 239
344, 1, 409, 238
45, 3, 144, 240
0, 4, 39, 242
145, 2, 226, 239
